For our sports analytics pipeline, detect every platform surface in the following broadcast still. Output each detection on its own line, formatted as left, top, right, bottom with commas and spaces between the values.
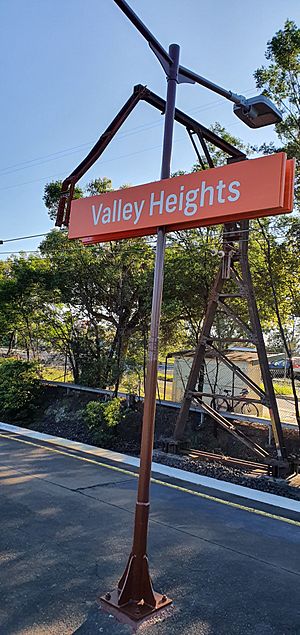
0, 431, 300, 635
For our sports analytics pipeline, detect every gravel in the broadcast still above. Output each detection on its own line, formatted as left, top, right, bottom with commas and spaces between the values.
152, 450, 300, 502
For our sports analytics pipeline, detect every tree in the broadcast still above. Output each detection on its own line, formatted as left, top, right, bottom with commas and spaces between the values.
162, 229, 220, 348
254, 19, 300, 207
43, 181, 83, 221
85, 177, 113, 196
39, 230, 154, 391
43, 177, 114, 221
0, 255, 53, 360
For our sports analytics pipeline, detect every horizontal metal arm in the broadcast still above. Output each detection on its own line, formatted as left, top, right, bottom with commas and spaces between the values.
178, 65, 245, 105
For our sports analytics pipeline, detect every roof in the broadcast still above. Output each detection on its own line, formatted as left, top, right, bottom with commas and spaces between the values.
175, 349, 283, 364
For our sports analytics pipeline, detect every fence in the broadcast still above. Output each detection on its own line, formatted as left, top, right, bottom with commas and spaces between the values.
170, 350, 300, 427
1, 347, 299, 427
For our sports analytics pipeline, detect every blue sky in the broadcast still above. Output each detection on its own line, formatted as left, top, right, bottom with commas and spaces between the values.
1, 0, 299, 256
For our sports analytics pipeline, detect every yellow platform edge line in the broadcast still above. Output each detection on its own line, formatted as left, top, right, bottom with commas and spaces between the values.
1, 432, 299, 528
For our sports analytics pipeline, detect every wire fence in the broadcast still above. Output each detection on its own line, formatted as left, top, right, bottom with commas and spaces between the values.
1, 346, 299, 426
171, 351, 300, 426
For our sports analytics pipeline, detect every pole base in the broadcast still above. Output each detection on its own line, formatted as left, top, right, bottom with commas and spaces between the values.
100, 588, 172, 623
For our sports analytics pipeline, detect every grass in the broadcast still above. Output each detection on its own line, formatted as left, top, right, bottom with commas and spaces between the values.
40, 365, 298, 402
40, 366, 174, 400
157, 372, 173, 381
273, 383, 294, 396
40, 366, 73, 383
259, 382, 296, 396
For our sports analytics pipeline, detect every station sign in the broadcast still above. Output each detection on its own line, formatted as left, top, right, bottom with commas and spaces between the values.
68, 152, 295, 244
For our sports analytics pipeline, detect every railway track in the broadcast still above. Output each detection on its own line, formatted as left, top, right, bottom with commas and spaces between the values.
179, 448, 269, 474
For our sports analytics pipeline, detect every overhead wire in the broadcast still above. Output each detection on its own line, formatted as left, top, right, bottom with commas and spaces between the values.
1, 232, 51, 243
0, 234, 273, 258
0, 88, 255, 178
0, 223, 276, 249
0, 87, 258, 195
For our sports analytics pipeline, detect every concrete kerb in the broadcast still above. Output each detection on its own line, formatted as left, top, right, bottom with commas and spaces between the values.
0, 421, 299, 515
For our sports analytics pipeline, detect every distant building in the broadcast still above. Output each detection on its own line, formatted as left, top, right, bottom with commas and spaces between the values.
172, 349, 284, 416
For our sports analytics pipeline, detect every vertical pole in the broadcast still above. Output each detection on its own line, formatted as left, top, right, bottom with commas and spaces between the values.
163, 354, 168, 401
64, 349, 68, 382
102, 43, 180, 621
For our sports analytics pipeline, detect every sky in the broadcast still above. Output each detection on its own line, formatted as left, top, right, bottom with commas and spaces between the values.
1, 0, 300, 257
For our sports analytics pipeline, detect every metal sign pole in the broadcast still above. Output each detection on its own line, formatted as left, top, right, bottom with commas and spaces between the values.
101, 43, 180, 622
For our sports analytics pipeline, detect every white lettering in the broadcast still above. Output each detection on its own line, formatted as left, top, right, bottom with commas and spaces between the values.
112, 200, 117, 222
227, 180, 240, 202
117, 199, 122, 221
200, 181, 214, 207
184, 188, 199, 216
123, 202, 132, 221
102, 207, 111, 224
216, 180, 226, 203
92, 204, 102, 225
178, 185, 185, 211
149, 190, 164, 216
133, 200, 145, 224
165, 193, 177, 213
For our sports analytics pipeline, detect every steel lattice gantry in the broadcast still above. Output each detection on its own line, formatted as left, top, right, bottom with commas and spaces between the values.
173, 218, 288, 467
55, 82, 287, 470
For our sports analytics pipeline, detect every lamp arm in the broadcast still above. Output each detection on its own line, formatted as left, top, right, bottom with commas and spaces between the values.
113, 0, 248, 105
178, 65, 247, 105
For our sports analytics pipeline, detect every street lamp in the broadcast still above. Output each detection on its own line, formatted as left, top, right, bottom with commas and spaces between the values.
113, 0, 282, 129
233, 95, 282, 128
100, 0, 282, 625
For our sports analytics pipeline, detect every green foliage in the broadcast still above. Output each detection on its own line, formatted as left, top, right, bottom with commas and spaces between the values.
39, 230, 154, 389
0, 359, 41, 417
192, 123, 250, 171
84, 398, 125, 445
43, 180, 83, 221
254, 19, 300, 207
43, 177, 114, 221
85, 177, 113, 196
6, 24, 300, 401
162, 229, 221, 347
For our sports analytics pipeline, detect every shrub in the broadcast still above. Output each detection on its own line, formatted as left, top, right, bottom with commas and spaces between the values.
0, 358, 41, 418
84, 397, 126, 446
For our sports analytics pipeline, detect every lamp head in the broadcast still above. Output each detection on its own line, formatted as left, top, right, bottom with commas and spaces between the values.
233, 95, 282, 128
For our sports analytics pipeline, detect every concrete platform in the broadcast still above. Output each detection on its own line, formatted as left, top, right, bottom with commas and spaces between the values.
0, 431, 300, 634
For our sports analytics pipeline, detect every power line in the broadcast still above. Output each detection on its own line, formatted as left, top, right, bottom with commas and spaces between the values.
0, 122, 161, 179
0, 139, 179, 192
0, 223, 272, 247
0, 88, 255, 180
0, 251, 40, 255
0, 232, 269, 257
0, 232, 52, 244
0, 91, 260, 194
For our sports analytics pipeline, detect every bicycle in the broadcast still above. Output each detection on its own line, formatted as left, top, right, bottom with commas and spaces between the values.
210, 388, 259, 417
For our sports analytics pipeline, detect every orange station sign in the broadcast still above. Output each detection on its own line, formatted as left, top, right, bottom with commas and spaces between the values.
68, 153, 295, 244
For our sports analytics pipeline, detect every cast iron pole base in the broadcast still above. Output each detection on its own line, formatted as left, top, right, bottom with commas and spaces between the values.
100, 553, 172, 622
100, 589, 172, 623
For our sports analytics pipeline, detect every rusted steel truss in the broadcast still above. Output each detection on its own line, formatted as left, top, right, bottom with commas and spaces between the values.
54, 81, 286, 465
55, 84, 245, 228
174, 217, 288, 464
